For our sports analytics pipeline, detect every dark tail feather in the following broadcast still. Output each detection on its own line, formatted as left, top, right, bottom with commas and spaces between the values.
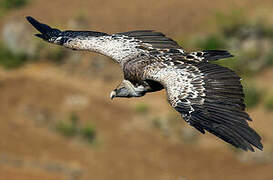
26, 16, 61, 41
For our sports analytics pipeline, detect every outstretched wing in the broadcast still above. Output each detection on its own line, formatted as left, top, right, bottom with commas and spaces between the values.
26, 16, 185, 66
26, 16, 234, 66
145, 61, 263, 151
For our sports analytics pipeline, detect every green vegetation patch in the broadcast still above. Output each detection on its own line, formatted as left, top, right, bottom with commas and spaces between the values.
55, 113, 97, 144
134, 103, 149, 114
0, 0, 28, 10
0, 44, 28, 69
0, 0, 29, 17
243, 82, 262, 109
265, 51, 273, 67
195, 35, 226, 50
264, 95, 273, 111
46, 46, 67, 64
81, 124, 96, 143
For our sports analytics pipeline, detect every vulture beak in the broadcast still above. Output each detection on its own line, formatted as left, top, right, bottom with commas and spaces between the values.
110, 91, 116, 100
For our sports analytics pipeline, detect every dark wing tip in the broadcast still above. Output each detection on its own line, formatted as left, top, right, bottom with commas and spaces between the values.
256, 141, 264, 151
26, 16, 42, 31
26, 16, 62, 41
26, 16, 34, 23
26, 16, 52, 34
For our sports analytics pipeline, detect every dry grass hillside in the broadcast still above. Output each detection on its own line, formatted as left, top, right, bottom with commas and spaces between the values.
0, 0, 273, 180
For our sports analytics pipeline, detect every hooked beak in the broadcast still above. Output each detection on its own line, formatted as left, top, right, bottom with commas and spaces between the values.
110, 91, 116, 100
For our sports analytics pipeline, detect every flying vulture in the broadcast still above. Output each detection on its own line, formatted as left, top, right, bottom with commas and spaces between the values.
26, 16, 263, 152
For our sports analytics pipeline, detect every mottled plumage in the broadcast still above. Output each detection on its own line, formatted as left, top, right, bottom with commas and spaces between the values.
26, 16, 263, 152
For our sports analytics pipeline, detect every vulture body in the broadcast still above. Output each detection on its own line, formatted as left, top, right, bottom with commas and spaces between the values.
26, 16, 263, 152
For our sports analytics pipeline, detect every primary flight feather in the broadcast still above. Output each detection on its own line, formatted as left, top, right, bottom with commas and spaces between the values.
26, 16, 263, 152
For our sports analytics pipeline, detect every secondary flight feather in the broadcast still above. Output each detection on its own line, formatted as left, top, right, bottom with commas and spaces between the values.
26, 16, 263, 152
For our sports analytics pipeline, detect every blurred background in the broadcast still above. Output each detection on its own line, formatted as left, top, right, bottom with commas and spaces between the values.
0, 0, 273, 179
